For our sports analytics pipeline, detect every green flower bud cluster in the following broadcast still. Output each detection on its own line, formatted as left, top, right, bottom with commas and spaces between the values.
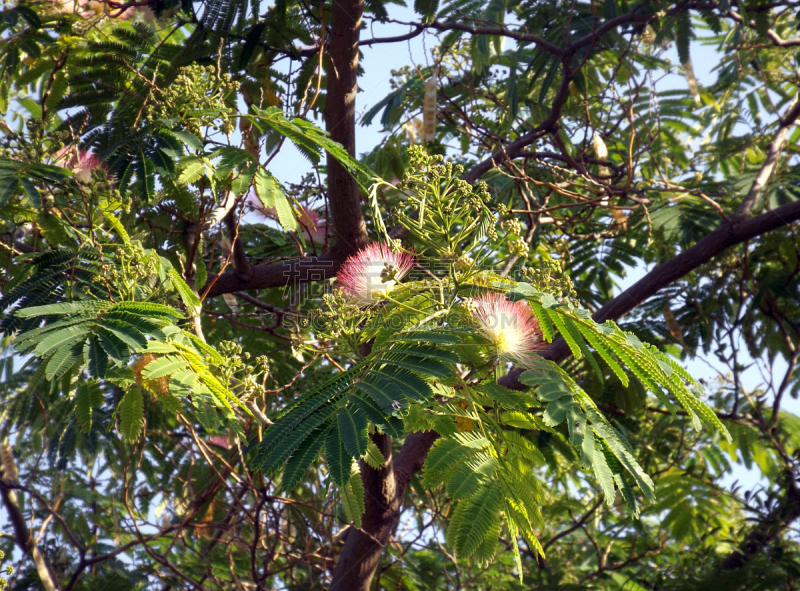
458, 297, 476, 315
0, 549, 12, 589
213, 340, 270, 401
455, 254, 474, 271
315, 292, 364, 338
390, 147, 502, 263
520, 259, 577, 300
147, 65, 237, 137
509, 238, 529, 257
501, 218, 522, 236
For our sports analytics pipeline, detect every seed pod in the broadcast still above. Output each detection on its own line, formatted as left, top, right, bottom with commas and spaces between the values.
663, 304, 689, 353
683, 60, 701, 107
413, 117, 425, 142
223, 293, 239, 314
402, 120, 418, 145
423, 68, 439, 143
0, 443, 17, 483
593, 133, 610, 180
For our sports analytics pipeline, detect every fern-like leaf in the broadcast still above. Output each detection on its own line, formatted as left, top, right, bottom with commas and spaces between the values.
325, 426, 352, 487
340, 464, 366, 528
119, 388, 145, 443
337, 405, 368, 458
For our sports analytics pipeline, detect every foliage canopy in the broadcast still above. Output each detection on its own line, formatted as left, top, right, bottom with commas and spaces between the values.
0, 0, 799, 590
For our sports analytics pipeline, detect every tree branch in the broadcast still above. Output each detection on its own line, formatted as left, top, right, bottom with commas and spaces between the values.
202, 254, 341, 299
0, 473, 60, 591
324, 0, 369, 258
736, 96, 800, 215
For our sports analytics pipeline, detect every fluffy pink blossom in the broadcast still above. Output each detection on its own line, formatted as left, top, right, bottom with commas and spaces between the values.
53, 147, 108, 183
336, 243, 415, 304
471, 293, 546, 364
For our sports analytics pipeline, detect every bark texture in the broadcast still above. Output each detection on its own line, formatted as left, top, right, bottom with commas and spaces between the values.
324, 0, 369, 258
329, 431, 438, 590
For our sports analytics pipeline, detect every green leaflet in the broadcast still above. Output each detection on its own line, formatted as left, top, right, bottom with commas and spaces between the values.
513, 287, 730, 444
167, 269, 200, 317
325, 426, 352, 487
102, 211, 131, 245
499, 410, 553, 432
378, 353, 452, 380
589, 410, 655, 504
99, 319, 147, 351
98, 330, 129, 365
574, 321, 629, 386
592, 439, 617, 506
390, 329, 465, 345
254, 167, 296, 232
340, 464, 365, 528
545, 307, 583, 359
75, 382, 103, 433
142, 355, 188, 380
355, 375, 401, 414
109, 301, 183, 318
347, 393, 404, 438
119, 388, 145, 443
503, 506, 524, 581
16, 314, 95, 347
45, 342, 82, 380
413, 0, 439, 21
370, 365, 433, 404
446, 453, 498, 500
279, 424, 331, 493
361, 440, 386, 468
447, 481, 502, 558
255, 400, 341, 476
84, 336, 108, 379
543, 397, 582, 427
471, 513, 501, 568
337, 405, 368, 458
177, 156, 206, 185
480, 382, 538, 411
34, 324, 91, 357
422, 433, 490, 489
503, 430, 546, 467
250, 106, 371, 189
503, 467, 545, 531
15, 301, 106, 318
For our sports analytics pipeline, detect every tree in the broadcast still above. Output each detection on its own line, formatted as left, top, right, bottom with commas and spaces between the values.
0, 0, 800, 590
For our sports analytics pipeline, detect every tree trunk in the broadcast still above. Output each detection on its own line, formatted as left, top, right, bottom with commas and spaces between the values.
329, 431, 438, 590
324, 0, 369, 258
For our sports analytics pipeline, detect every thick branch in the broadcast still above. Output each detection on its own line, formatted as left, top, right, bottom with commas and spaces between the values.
324, 0, 369, 258
329, 431, 438, 591
501, 200, 800, 380
0, 476, 60, 591
203, 254, 342, 299
736, 96, 800, 215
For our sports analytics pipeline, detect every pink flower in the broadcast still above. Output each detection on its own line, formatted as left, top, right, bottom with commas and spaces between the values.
336, 243, 415, 304
471, 293, 546, 363
53, 147, 108, 183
